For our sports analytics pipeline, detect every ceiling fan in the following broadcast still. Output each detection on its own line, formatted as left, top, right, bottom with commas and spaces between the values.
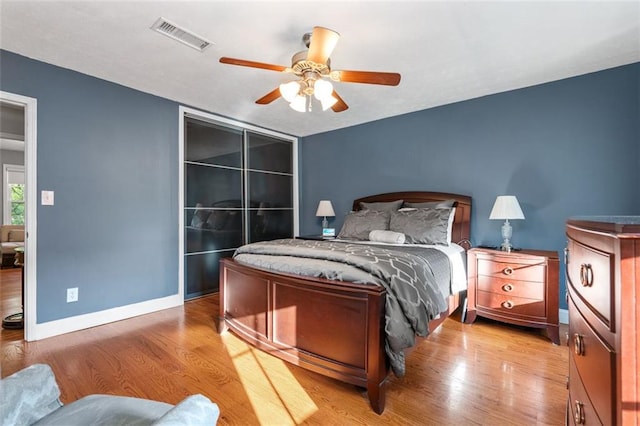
219, 26, 401, 113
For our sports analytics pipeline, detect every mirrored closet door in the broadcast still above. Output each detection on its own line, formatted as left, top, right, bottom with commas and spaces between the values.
183, 113, 297, 299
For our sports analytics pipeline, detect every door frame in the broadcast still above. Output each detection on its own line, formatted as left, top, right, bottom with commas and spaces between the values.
1, 91, 37, 341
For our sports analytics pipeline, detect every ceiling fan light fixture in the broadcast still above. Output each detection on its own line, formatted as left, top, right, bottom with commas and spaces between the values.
313, 79, 333, 101
320, 95, 338, 111
279, 81, 300, 102
289, 95, 307, 112
220, 26, 401, 114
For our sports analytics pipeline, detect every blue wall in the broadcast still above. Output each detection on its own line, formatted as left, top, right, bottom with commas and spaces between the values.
300, 63, 640, 310
1, 50, 180, 322
2, 48, 637, 320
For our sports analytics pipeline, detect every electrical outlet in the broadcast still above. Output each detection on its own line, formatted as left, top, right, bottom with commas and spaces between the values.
67, 287, 78, 303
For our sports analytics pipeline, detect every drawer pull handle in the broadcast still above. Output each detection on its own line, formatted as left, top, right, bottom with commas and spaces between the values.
503, 267, 514, 276
502, 283, 514, 292
579, 263, 594, 287
574, 400, 585, 424
501, 300, 514, 309
574, 333, 585, 356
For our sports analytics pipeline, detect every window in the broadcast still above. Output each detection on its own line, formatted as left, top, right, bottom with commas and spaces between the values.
3, 164, 24, 225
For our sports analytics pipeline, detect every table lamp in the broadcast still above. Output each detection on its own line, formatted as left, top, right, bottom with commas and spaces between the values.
315, 200, 335, 237
489, 195, 525, 252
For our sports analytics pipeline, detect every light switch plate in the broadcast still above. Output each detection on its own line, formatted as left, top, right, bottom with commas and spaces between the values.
42, 190, 54, 206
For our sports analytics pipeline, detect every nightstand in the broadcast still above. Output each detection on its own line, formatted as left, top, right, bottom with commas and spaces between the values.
464, 247, 560, 344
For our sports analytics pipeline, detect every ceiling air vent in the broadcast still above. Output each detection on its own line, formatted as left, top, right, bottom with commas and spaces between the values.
151, 17, 212, 52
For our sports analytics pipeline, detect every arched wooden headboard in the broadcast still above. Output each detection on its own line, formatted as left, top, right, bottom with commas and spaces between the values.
352, 191, 472, 247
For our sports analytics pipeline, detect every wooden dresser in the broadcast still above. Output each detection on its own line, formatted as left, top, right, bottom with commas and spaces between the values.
465, 247, 560, 344
566, 217, 640, 425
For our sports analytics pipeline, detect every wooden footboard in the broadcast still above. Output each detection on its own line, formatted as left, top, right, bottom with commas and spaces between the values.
219, 258, 389, 413
219, 258, 460, 414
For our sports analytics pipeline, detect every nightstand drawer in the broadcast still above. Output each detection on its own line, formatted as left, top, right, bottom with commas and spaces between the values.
477, 258, 545, 282
476, 290, 546, 318
566, 239, 613, 327
476, 275, 544, 300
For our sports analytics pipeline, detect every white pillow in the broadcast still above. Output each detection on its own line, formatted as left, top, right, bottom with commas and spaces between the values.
446, 207, 457, 243
369, 230, 406, 244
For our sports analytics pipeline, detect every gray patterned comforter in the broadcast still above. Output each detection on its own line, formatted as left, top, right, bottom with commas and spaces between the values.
233, 238, 451, 377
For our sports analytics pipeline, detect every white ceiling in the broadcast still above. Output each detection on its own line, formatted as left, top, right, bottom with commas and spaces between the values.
1, 1, 639, 138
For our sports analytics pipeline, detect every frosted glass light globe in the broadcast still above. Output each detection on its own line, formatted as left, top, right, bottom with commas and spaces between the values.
289, 95, 306, 112
279, 81, 300, 102
313, 79, 333, 101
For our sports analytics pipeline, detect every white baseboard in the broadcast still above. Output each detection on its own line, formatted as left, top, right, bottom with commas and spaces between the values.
27, 294, 183, 341
26, 299, 569, 340
559, 308, 568, 325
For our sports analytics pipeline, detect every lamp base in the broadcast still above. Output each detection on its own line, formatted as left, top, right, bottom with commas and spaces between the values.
500, 219, 513, 252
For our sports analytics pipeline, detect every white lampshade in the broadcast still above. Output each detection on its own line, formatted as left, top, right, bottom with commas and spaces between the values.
289, 95, 307, 112
313, 79, 333, 101
489, 196, 525, 220
279, 81, 300, 102
315, 200, 335, 217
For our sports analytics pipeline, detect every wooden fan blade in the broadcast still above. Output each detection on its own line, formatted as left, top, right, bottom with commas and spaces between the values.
334, 70, 401, 86
306, 26, 340, 65
331, 90, 348, 113
220, 57, 288, 72
255, 88, 282, 104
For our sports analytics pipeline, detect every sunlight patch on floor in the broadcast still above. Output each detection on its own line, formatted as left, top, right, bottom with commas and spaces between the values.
223, 333, 318, 425
446, 358, 467, 411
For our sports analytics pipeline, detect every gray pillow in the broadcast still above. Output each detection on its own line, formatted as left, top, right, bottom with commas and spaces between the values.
403, 199, 457, 209
390, 207, 452, 245
337, 210, 391, 240
359, 199, 403, 212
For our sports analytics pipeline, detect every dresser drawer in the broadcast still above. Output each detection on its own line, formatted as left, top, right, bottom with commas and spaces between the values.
568, 298, 615, 425
477, 258, 545, 282
476, 291, 546, 318
566, 239, 614, 327
568, 358, 602, 425
476, 275, 544, 300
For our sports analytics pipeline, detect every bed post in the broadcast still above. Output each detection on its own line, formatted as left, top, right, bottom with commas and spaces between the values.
217, 265, 228, 334
366, 290, 389, 414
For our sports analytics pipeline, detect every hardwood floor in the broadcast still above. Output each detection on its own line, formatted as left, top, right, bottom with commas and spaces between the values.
1, 267, 568, 425
1, 267, 23, 341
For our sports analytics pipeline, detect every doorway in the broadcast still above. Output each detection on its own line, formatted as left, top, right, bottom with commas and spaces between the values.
0, 91, 37, 341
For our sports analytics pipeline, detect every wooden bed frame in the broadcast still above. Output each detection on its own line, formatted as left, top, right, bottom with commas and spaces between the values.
218, 191, 471, 414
